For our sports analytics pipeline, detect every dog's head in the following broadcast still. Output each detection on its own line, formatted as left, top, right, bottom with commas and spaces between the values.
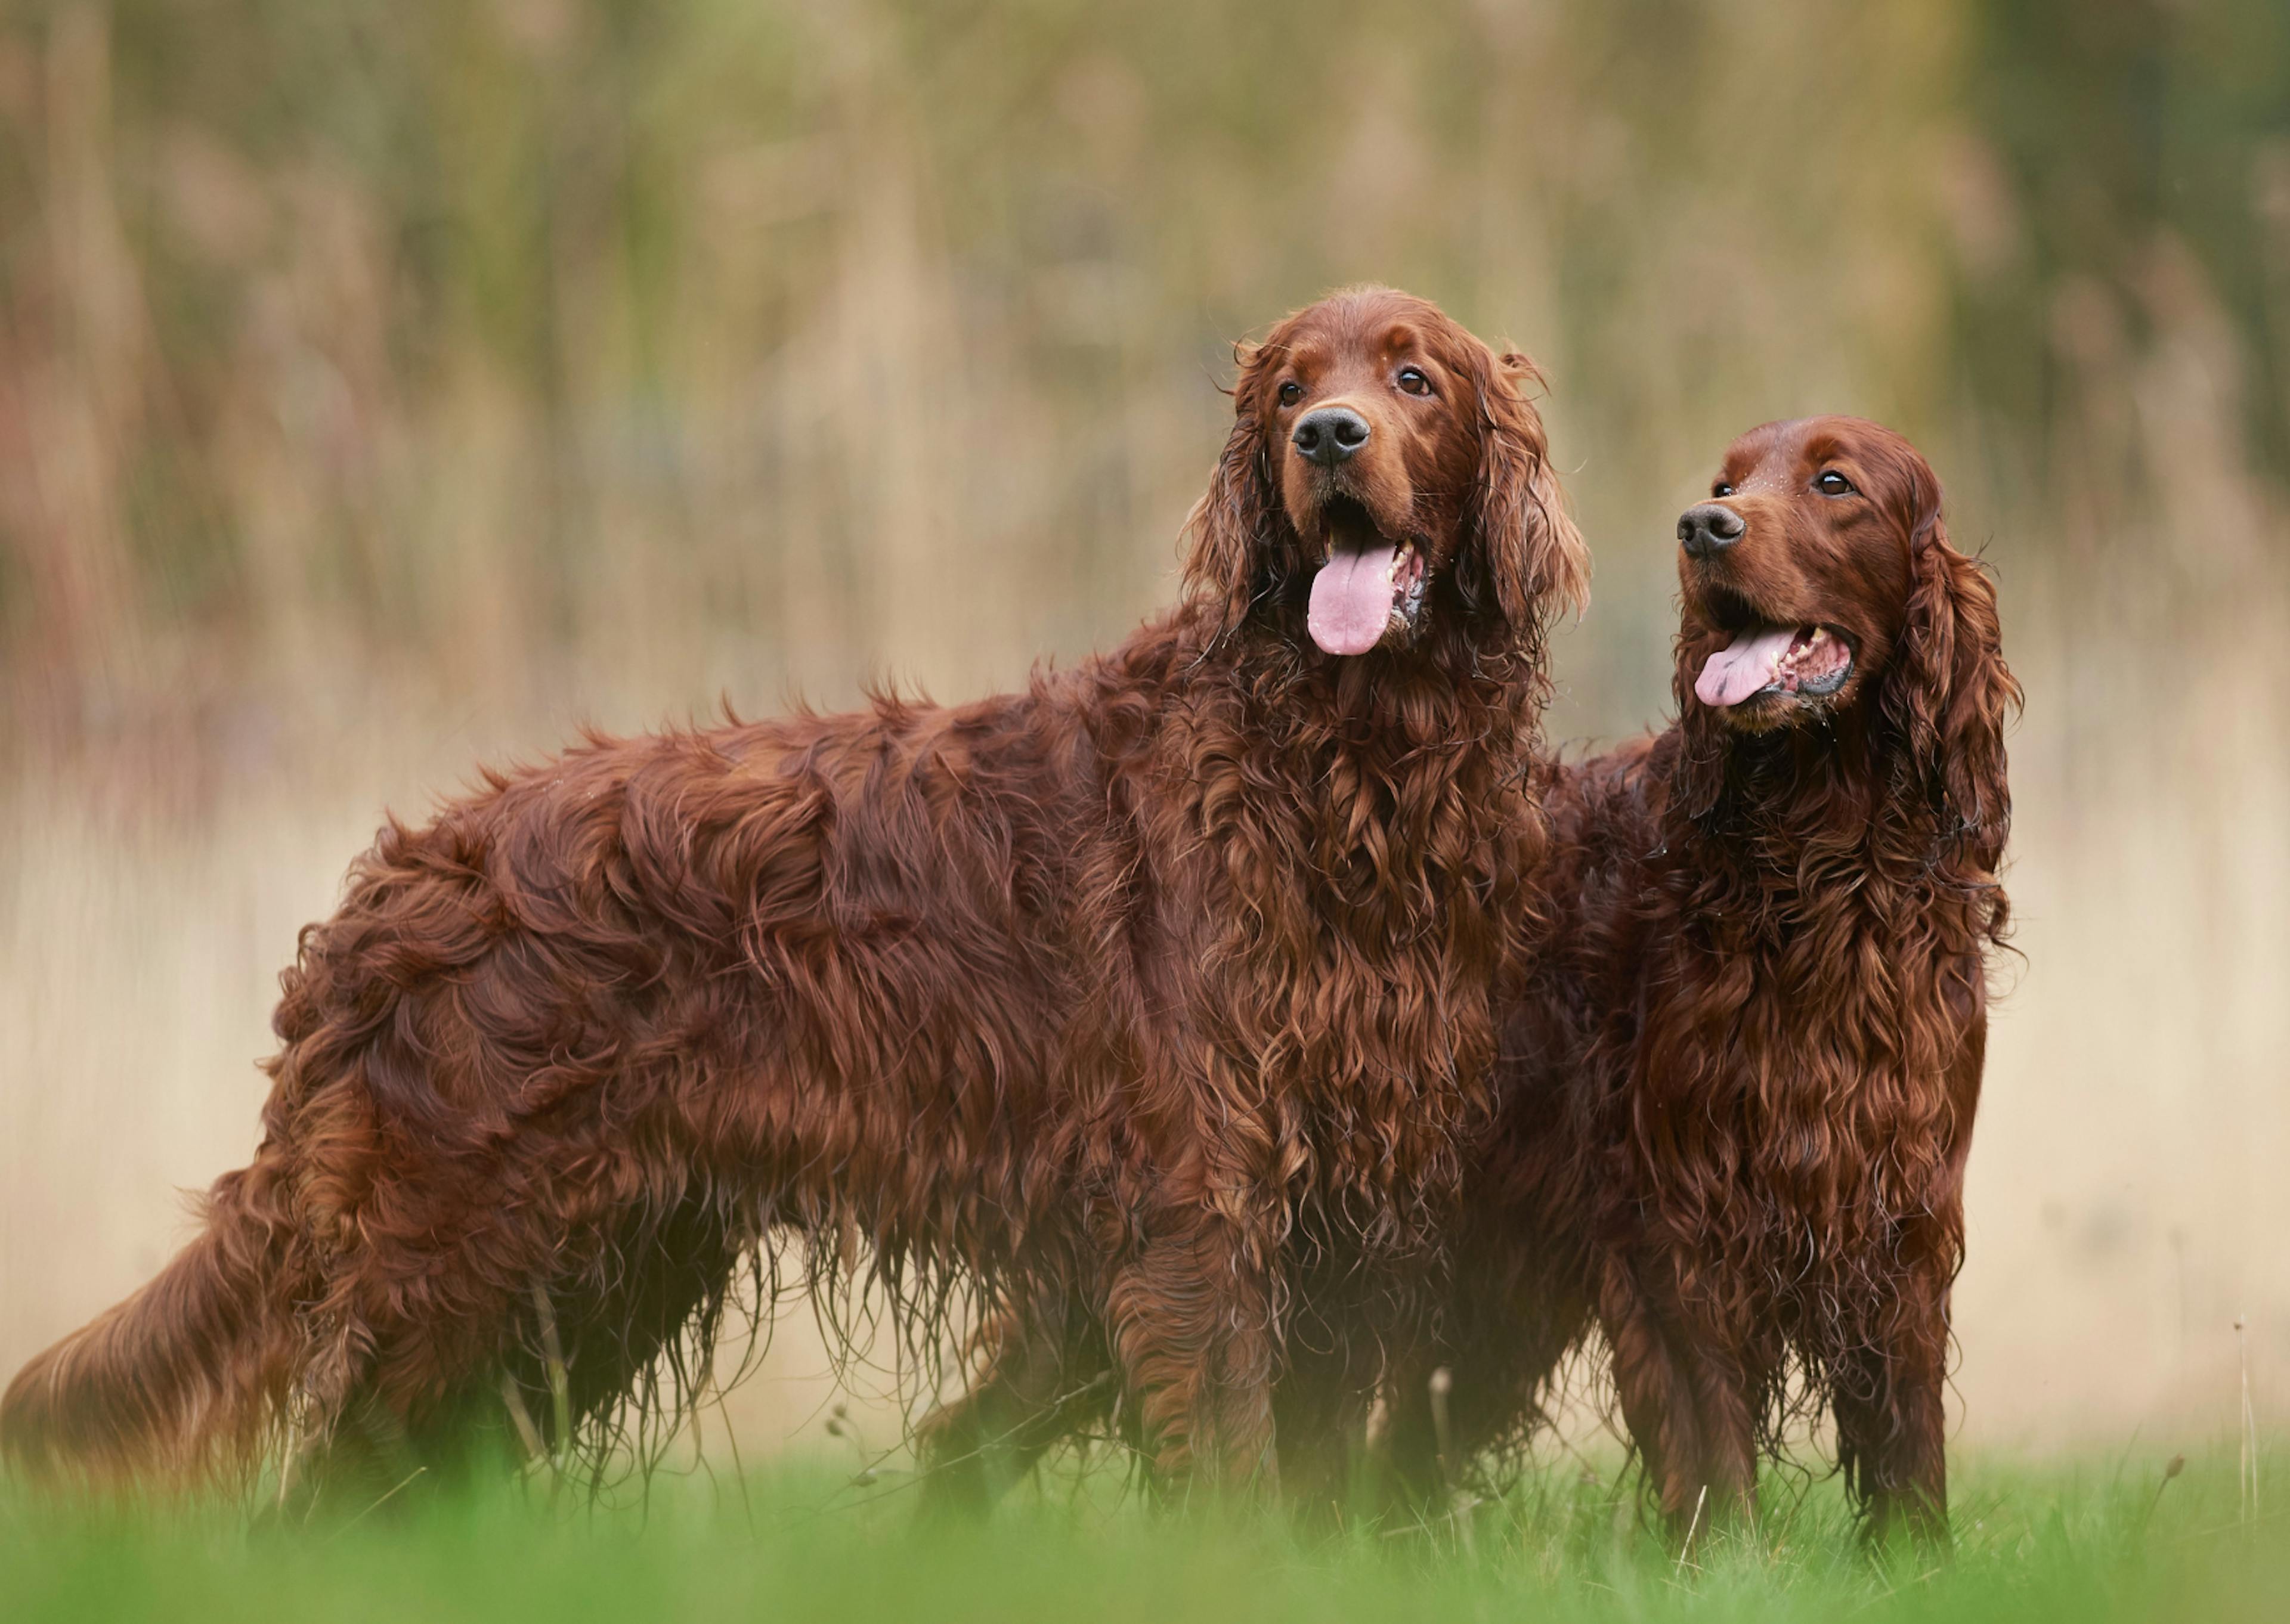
1675, 415, 2018, 864
1184, 287, 1586, 658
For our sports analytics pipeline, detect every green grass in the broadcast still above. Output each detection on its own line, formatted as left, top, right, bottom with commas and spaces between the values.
2, 1447, 2281, 1623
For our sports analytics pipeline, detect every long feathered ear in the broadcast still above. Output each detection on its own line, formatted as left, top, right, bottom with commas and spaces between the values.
1668, 635, 1732, 824
1458, 348, 1589, 639
1179, 342, 1283, 639
1886, 463, 2021, 874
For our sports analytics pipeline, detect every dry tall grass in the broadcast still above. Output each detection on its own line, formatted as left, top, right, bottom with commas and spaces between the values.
2, 0, 2286, 1462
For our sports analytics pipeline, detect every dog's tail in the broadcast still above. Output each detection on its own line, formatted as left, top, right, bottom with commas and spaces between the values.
2, 1170, 301, 1489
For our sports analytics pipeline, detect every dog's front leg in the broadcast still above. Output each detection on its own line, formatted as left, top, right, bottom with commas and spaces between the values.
1101, 1151, 1283, 1505
914, 1288, 1116, 1519
1597, 1251, 1758, 1545
1831, 1294, 1951, 1549
1833, 1017, 1979, 1549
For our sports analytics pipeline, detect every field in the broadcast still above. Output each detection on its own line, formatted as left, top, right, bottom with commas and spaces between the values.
4, 1449, 2283, 1624
7, 0, 2290, 1461
4, 4, 2288, 1618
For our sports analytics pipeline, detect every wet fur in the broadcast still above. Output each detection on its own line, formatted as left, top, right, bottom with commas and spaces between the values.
1, 289, 1586, 1508
932, 418, 2015, 1541
1380, 417, 2017, 1543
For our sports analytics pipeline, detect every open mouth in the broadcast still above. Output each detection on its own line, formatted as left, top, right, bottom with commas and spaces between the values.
1305, 496, 1426, 657
1694, 622, 1855, 709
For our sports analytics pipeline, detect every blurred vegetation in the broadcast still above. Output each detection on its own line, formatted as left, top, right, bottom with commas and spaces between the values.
1, 0, 2283, 772
2, 1448, 2285, 1624
4, 0, 2289, 1477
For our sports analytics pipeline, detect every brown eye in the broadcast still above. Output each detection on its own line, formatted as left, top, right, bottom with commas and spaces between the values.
1278, 381, 1304, 408
1395, 366, 1432, 397
1713, 482, 1735, 498
1816, 470, 1856, 496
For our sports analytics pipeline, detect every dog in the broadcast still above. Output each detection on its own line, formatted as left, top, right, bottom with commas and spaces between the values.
929, 416, 2013, 1543
2, 288, 1586, 1510
1375, 415, 2017, 1543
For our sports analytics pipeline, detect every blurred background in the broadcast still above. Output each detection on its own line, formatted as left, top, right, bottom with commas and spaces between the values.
2, 0, 2285, 1467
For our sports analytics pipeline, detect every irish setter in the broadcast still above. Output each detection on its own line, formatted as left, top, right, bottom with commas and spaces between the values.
933, 417, 2014, 1542
1370, 416, 2017, 1542
1, 289, 1586, 1507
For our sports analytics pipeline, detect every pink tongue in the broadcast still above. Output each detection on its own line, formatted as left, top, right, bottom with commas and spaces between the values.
1695, 625, 1799, 707
1308, 546, 1401, 656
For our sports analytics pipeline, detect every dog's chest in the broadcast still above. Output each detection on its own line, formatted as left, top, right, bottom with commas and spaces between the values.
1641, 900, 1968, 1234
1205, 750, 1522, 1092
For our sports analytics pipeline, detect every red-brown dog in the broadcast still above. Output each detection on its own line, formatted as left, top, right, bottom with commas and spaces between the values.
3, 289, 1586, 1511
930, 417, 2014, 1544
1378, 415, 2017, 1544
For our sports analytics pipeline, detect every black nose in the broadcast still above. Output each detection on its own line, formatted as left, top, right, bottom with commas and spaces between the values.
1292, 407, 1370, 467
1678, 502, 1746, 559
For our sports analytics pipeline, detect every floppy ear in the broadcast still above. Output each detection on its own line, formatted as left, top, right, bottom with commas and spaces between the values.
1180, 343, 1284, 639
1668, 636, 1732, 825
1456, 348, 1589, 640
1885, 463, 2020, 875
